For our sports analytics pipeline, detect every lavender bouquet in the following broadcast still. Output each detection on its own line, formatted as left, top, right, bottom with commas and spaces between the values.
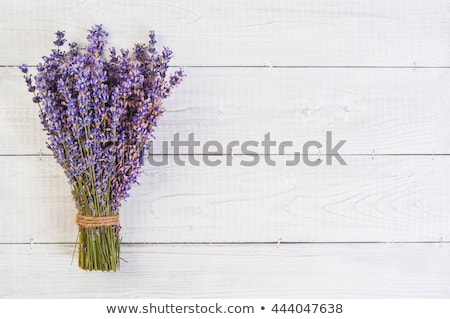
20, 25, 184, 271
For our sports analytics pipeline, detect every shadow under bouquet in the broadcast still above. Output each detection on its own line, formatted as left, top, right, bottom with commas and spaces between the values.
20, 25, 184, 271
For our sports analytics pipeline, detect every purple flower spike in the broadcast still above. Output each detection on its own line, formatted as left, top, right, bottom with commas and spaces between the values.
53, 30, 66, 46
19, 64, 28, 73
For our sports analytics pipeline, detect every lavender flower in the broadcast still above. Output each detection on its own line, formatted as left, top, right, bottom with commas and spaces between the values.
21, 25, 184, 271
19, 64, 28, 73
53, 31, 67, 47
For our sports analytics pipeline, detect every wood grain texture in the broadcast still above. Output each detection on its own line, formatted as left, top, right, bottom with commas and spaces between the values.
1, 155, 449, 243
1, 243, 449, 298
1, 0, 449, 297
1, 0, 450, 66
3, 67, 450, 155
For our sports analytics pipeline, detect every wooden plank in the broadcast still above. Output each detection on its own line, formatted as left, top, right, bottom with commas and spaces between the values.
0, 155, 449, 243
1, 243, 449, 298
3, 67, 450, 155
1, 0, 449, 66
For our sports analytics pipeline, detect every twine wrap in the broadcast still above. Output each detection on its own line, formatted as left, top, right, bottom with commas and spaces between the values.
76, 213, 120, 228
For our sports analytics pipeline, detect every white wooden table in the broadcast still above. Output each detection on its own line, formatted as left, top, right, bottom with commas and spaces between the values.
1, 0, 449, 298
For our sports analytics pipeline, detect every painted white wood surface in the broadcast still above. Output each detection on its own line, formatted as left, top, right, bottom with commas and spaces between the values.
1, 156, 449, 243
1, 0, 450, 66
1, 243, 449, 298
3, 67, 450, 155
0, 0, 449, 298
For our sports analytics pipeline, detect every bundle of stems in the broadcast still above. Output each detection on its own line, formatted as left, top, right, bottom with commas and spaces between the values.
71, 139, 122, 271
20, 25, 184, 271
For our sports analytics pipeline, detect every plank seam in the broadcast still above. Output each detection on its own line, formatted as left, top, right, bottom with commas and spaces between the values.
3, 65, 450, 69
1, 241, 449, 245
1, 154, 450, 157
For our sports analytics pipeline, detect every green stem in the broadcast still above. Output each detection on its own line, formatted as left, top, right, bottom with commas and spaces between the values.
78, 225, 121, 271
74, 126, 121, 271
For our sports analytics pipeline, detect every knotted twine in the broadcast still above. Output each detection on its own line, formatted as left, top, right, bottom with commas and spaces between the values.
75, 213, 120, 228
